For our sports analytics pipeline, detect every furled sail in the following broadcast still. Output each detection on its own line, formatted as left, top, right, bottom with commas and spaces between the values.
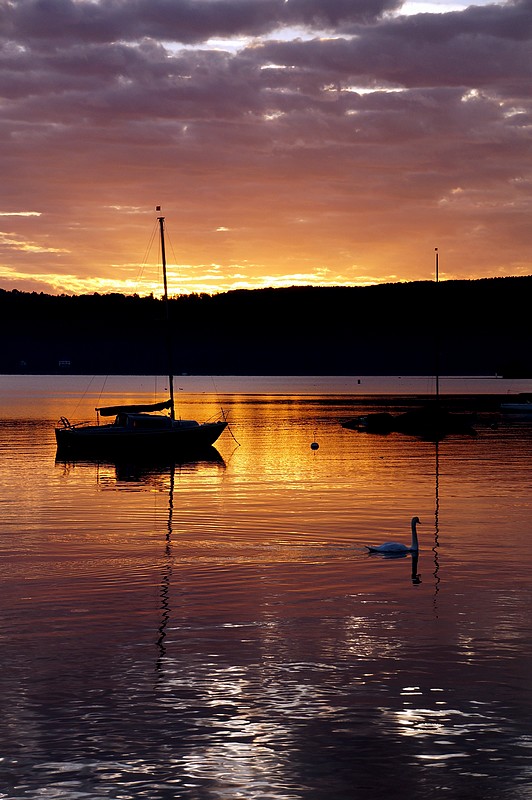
96, 399, 172, 417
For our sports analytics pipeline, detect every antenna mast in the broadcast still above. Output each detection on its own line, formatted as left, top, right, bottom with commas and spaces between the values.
434, 247, 440, 406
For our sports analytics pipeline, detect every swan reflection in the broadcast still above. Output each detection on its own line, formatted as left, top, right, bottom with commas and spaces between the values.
367, 549, 421, 585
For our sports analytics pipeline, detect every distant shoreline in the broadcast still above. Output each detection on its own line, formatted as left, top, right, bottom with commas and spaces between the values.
0, 373, 530, 401
1, 278, 531, 377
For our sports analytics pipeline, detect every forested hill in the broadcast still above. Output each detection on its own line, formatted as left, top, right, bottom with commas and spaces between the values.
2, 275, 531, 376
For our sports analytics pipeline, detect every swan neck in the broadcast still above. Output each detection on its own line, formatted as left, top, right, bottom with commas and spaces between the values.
411, 519, 419, 550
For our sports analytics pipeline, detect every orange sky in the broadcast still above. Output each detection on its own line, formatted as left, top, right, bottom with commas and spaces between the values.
1, 0, 531, 296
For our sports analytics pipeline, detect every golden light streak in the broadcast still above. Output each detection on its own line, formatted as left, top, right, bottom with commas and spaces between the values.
0, 233, 68, 254
0, 211, 41, 217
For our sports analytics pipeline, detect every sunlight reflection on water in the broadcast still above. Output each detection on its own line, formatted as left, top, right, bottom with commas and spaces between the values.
0, 378, 531, 798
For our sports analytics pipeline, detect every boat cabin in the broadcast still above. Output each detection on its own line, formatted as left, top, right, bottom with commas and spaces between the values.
113, 413, 200, 429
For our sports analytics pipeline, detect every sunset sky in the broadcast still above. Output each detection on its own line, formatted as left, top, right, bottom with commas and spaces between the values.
1, 0, 531, 296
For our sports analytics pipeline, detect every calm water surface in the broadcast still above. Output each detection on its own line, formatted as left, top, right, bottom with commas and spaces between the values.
1, 376, 532, 799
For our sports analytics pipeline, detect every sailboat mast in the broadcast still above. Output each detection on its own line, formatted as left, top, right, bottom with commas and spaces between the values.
434, 247, 440, 405
158, 215, 175, 420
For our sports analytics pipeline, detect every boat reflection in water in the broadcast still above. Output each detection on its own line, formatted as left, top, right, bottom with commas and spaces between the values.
55, 446, 226, 482
55, 447, 226, 674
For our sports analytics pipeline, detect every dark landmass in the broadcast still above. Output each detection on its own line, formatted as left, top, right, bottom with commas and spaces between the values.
2, 275, 531, 377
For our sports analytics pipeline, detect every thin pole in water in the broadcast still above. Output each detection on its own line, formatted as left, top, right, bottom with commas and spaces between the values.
158, 213, 175, 420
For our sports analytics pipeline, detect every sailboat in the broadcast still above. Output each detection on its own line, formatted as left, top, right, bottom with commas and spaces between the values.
342, 249, 476, 439
55, 213, 227, 456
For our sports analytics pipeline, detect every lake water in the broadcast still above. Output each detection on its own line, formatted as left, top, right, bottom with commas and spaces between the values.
1, 375, 532, 800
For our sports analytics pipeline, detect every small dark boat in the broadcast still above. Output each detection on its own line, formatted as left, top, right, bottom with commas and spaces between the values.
55, 213, 227, 457
342, 406, 476, 437
500, 393, 532, 414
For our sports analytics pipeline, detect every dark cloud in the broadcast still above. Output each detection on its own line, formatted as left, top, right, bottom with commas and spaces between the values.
3, 0, 400, 45
253, 7, 532, 90
391, 0, 532, 42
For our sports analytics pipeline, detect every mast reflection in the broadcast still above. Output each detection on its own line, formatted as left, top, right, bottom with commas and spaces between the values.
55, 448, 226, 675
156, 462, 175, 673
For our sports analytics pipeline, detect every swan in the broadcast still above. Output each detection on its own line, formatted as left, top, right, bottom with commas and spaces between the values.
366, 516, 421, 554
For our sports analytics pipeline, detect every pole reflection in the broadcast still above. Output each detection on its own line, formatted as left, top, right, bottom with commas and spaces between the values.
432, 441, 441, 615
156, 462, 175, 674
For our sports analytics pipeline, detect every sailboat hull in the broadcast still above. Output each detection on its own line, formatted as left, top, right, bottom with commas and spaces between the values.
55, 419, 227, 457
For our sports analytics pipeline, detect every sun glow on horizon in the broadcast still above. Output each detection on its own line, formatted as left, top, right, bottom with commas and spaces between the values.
0, 258, 415, 296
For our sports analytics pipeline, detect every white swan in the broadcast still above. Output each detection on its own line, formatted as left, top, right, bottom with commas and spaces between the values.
366, 516, 421, 554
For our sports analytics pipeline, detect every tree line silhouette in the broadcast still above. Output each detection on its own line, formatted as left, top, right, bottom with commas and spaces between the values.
2, 275, 531, 376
